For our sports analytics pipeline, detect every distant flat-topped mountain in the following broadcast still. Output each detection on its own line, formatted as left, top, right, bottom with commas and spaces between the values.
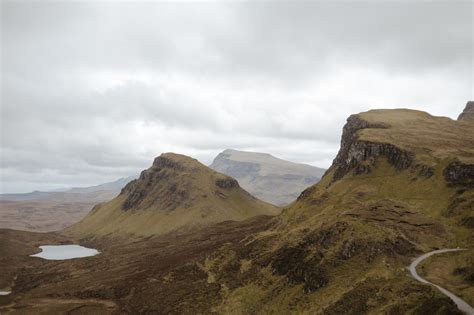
68, 153, 279, 238
0, 176, 136, 232
209, 149, 326, 206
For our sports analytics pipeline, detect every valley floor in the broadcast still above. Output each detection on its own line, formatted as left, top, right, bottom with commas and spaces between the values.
0, 216, 273, 314
1, 218, 470, 314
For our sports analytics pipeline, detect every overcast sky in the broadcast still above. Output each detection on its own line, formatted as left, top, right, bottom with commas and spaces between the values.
1, 1, 472, 193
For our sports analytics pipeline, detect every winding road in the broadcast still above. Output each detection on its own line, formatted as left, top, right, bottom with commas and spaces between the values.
409, 248, 474, 315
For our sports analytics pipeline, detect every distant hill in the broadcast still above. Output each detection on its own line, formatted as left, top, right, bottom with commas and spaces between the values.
66, 176, 136, 194
68, 153, 280, 238
0, 190, 52, 202
0, 176, 136, 232
0, 176, 136, 202
209, 149, 325, 205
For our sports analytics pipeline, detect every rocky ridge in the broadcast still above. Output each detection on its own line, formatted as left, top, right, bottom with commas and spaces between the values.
330, 115, 414, 181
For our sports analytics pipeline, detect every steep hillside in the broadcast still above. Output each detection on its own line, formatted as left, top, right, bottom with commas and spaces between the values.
204, 108, 473, 314
68, 153, 279, 238
210, 149, 325, 205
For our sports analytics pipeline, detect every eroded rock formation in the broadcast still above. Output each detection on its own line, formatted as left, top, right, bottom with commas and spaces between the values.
443, 161, 474, 187
457, 101, 474, 121
331, 115, 413, 181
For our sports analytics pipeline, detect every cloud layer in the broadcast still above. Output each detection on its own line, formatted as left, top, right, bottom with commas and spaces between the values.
1, 1, 472, 193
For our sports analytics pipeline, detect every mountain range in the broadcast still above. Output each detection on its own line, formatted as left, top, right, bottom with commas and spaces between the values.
0, 151, 325, 232
0, 102, 472, 314
0, 176, 135, 202
0, 176, 135, 232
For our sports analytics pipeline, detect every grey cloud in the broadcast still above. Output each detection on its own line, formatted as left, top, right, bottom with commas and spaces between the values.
4, 2, 470, 80
0, 1, 472, 193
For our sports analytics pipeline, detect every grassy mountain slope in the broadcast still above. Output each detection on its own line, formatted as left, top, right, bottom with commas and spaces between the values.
204, 108, 473, 314
68, 153, 279, 238
210, 149, 325, 206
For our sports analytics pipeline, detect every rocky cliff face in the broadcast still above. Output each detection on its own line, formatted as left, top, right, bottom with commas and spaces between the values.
330, 115, 413, 181
458, 101, 474, 120
120, 155, 198, 211
210, 149, 325, 205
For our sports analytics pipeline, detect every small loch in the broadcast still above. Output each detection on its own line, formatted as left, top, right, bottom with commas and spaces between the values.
30, 245, 99, 260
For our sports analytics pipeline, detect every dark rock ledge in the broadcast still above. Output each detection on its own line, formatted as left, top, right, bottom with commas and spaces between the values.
443, 161, 474, 188
330, 115, 413, 182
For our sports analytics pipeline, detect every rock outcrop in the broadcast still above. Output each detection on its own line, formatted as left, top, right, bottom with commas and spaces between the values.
330, 115, 413, 181
120, 155, 198, 211
215, 178, 240, 189
458, 101, 474, 120
443, 161, 474, 187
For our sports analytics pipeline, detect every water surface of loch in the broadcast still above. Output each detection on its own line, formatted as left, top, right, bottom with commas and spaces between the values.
30, 245, 99, 260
